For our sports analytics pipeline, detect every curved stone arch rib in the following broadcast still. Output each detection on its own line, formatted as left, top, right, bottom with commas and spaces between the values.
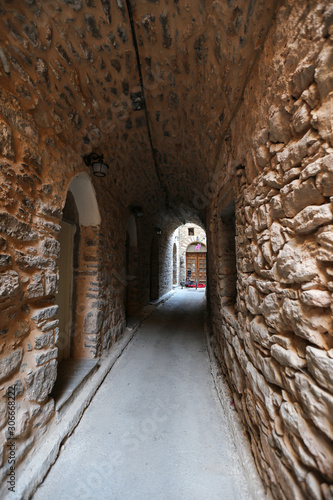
68, 173, 101, 227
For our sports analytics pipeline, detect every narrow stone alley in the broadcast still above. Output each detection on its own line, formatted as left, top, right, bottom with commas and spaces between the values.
33, 290, 251, 500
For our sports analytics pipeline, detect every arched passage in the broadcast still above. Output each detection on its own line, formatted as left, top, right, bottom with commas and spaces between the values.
55, 173, 102, 361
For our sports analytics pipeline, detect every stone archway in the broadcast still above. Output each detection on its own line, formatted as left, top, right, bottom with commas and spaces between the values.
56, 173, 102, 360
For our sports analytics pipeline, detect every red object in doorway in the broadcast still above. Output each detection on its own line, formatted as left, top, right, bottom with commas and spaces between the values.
185, 283, 206, 288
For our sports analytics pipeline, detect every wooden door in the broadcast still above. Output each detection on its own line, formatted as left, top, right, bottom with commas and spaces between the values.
186, 252, 206, 283
55, 220, 74, 362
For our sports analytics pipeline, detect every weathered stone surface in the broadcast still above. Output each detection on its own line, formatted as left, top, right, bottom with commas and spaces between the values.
293, 102, 311, 134
0, 270, 20, 298
34, 348, 58, 367
306, 347, 333, 393
33, 399, 55, 428
249, 316, 270, 348
27, 274, 44, 299
316, 154, 333, 196
41, 238, 60, 258
34, 331, 53, 350
277, 130, 318, 171
281, 179, 325, 218
276, 238, 319, 284
283, 299, 332, 348
0, 402, 7, 430
280, 402, 333, 481
283, 204, 333, 234
0, 213, 37, 241
315, 45, 333, 100
271, 344, 307, 369
25, 360, 57, 403
14, 321, 30, 338
0, 348, 23, 382
295, 372, 333, 442
83, 310, 104, 334
31, 306, 59, 324
268, 107, 291, 143
301, 289, 332, 308
0, 121, 15, 159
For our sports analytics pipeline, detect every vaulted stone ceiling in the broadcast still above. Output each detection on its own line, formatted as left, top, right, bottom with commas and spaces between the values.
0, 0, 276, 212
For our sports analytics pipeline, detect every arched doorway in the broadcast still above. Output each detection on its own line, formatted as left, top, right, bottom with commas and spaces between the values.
173, 243, 177, 285
56, 173, 101, 360
186, 243, 207, 285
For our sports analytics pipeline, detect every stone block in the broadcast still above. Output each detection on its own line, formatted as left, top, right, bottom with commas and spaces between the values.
276, 238, 319, 284
27, 274, 44, 299
0, 271, 20, 298
270, 222, 285, 253
83, 310, 104, 335
292, 62, 315, 98
293, 102, 311, 134
0, 121, 15, 159
41, 238, 60, 258
295, 372, 333, 441
25, 360, 57, 403
0, 348, 23, 382
0, 213, 37, 241
246, 285, 261, 315
277, 130, 318, 171
34, 348, 58, 367
33, 399, 55, 429
316, 153, 333, 196
14, 321, 30, 338
283, 204, 333, 235
0, 402, 8, 430
306, 346, 333, 393
45, 274, 58, 295
249, 316, 271, 348
31, 305, 58, 325
281, 179, 325, 218
280, 402, 333, 481
315, 45, 333, 100
271, 344, 307, 369
34, 331, 52, 350
300, 289, 332, 308
268, 107, 291, 143
283, 299, 332, 348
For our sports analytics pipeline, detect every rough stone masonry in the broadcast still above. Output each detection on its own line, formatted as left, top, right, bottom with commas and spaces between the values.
0, 0, 332, 499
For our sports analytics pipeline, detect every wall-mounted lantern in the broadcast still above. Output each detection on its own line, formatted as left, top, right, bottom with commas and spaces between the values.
155, 227, 162, 235
84, 152, 109, 177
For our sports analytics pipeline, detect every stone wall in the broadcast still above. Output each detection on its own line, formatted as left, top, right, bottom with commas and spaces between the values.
207, 2, 333, 499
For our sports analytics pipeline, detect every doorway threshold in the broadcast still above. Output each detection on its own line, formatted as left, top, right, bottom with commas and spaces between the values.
52, 358, 100, 413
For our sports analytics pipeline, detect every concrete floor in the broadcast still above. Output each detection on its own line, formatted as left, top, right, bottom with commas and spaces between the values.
34, 289, 251, 500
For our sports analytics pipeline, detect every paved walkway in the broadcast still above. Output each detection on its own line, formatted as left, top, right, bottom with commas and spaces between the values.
34, 289, 251, 500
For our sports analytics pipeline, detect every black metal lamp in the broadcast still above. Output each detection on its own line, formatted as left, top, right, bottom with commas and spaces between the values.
84, 152, 109, 177
155, 227, 162, 235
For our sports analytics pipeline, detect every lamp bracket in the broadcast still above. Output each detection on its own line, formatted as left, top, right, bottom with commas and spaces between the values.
84, 152, 104, 167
